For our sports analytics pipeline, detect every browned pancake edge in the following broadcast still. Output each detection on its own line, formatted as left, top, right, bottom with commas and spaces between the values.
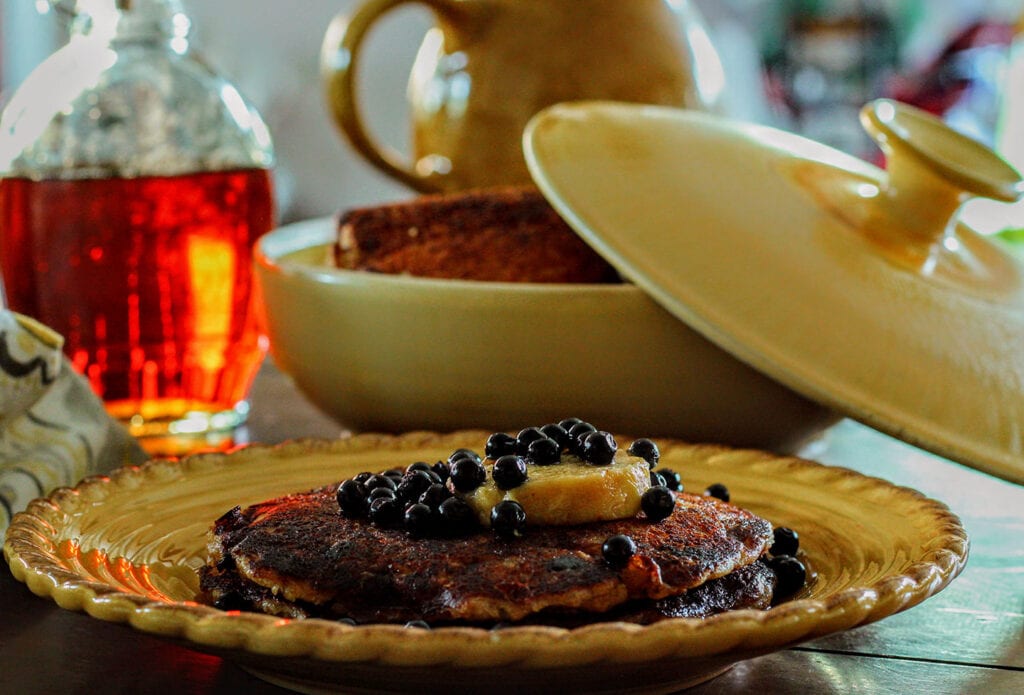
200, 486, 773, 624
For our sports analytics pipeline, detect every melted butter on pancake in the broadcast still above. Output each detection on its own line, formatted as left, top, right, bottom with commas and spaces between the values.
461, 452, 651, 527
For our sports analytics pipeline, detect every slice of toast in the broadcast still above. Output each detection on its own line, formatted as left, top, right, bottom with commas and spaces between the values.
334, 187, 619, 283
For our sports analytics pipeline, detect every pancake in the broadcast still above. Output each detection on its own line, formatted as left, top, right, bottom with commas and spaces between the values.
530, 560, 777, 627
200, 484, 774, 624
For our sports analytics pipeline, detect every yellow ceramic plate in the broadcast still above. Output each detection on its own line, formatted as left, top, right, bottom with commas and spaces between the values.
4, 433, 967, 694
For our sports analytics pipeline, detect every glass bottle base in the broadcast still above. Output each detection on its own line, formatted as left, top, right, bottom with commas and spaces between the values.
108, 399, 249, 456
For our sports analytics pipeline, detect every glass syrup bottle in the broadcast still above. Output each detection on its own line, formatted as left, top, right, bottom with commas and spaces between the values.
0, 0, 276, 453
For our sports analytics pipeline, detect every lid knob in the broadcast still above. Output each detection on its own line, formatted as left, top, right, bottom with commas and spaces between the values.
860, 99, 1024, 247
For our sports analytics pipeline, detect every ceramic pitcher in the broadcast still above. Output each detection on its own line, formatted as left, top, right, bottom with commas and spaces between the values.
321, 0, 723, 193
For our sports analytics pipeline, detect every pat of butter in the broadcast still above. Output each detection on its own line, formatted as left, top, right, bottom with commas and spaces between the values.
459, 452, 650, 527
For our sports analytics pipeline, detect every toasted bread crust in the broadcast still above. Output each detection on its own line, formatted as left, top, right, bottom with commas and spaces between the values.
334, 187, 620, 283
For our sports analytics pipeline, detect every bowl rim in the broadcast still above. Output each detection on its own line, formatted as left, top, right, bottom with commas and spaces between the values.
254, 216, 642, 294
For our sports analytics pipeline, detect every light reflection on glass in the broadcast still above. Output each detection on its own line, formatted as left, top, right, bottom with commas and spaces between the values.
857, 182, 880, 199
685, 21, 726, 108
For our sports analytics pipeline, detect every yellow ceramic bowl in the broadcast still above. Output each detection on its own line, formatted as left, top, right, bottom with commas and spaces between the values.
254, 218, 836, 451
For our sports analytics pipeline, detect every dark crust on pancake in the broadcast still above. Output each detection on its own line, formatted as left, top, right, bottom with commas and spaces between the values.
200, 555, 775, 626
200, 486, 773, 624
525, 560, 776, 627
599, 560, 776, 624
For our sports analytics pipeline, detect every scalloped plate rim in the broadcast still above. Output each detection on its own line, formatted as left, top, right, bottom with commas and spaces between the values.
3, 432, 969, 674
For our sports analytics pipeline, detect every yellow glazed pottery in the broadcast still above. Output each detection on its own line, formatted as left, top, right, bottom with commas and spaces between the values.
524, 99, 1024, 484
3, 433, 967, 693
321, 0, 723, 192
253, 219, 835, 451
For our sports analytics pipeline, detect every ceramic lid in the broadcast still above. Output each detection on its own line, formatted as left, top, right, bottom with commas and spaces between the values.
523, 99, 1024, 485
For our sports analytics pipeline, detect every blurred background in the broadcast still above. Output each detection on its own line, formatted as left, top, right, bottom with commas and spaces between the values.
2, 0, 1023, 231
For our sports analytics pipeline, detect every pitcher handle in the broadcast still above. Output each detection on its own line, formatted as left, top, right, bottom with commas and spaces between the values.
321, 0, 455, 193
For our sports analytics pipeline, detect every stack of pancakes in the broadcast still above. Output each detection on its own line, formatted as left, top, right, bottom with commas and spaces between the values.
199, 484, 776, 626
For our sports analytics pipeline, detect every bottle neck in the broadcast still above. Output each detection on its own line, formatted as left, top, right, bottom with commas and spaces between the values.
68, 0, 190, 45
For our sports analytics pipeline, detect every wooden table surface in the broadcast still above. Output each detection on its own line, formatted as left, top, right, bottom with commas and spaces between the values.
2, 362, 1022, 694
